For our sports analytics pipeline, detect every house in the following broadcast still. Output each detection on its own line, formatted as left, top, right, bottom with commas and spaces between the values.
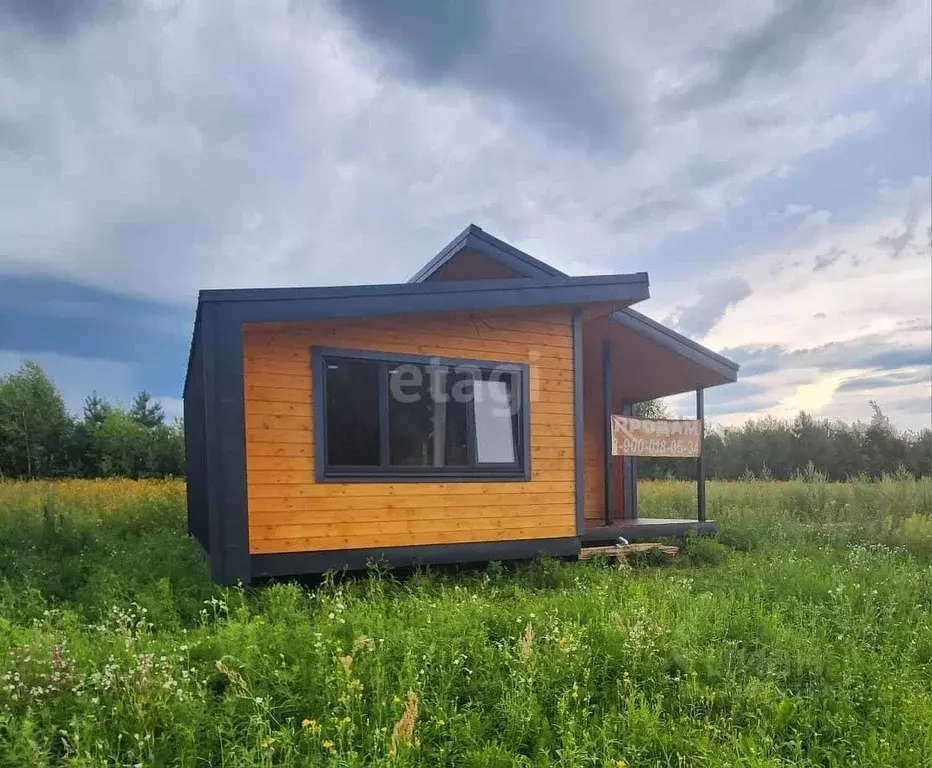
183, 225, 739, 584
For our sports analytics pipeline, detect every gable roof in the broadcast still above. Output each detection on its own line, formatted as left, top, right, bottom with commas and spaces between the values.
410, 224, 739, 383
408, 224, 564, 282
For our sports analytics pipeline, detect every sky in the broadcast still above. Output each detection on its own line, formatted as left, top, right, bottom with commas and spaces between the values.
0, 0, 930, 429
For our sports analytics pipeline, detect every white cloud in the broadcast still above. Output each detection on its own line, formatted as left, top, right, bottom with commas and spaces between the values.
646, 178, 932, 428
0, 0, 927, 301
701, 178, 932, 355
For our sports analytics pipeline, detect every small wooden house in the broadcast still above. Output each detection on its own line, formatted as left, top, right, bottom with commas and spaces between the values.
184, 225, 739, 583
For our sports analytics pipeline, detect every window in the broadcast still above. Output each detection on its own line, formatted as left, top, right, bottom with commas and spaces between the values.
314, 348, 529, 481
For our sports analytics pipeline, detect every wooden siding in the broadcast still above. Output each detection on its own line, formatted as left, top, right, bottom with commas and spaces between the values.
432, 250, 525, 281
243, 308, 577, 554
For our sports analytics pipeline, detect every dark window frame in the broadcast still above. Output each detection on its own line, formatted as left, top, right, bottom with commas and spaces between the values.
311, 346, 531, 483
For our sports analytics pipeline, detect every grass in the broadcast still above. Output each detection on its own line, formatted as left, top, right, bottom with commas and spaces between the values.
0, 479, 929, 767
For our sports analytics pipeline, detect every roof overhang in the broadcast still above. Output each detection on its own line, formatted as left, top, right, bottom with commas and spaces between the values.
611, 308, 739, 383
198, 272, 649, 321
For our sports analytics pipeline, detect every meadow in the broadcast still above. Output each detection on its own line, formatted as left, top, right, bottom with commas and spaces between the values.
0, 479, 929, 767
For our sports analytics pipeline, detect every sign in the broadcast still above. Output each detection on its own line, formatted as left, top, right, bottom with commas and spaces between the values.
611, 415, 703, 458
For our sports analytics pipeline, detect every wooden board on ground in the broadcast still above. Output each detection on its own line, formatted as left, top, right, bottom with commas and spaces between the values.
578, 542, 679, 562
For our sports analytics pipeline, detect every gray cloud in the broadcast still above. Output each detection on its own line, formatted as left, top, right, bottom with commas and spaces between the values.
666, 277, 752, 337
0, 0, 926, 310
836, 370, 932, 393
875, 207, 922, 259
721, 320, 932, 375
336, 0, 644, 148
719, 345, 784, 377
813, 247, 845, 272
723, 333, 932, 380
791, 338, 932, 372
664, 0, 873, 112
0, 0, 119, 38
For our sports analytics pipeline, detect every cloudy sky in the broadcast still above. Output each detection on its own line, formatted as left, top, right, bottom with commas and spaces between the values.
1, 0, 930, 428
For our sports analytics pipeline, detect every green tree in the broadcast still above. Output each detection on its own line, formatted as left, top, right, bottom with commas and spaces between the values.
0, 361, 72, 479
144, 421, 186, 477
633, 399, 670, 420
130, 390, 164, 428
96, 409, 149, 478
83, 391, 112, 424
0, 360, 71, 478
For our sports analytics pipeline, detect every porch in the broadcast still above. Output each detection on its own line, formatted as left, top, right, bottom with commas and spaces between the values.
582, 518, 719, 544
577, 308, 739, 541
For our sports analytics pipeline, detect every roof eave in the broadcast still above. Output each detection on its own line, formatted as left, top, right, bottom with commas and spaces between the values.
611, 308, 740, 383
199, 273, 650, 324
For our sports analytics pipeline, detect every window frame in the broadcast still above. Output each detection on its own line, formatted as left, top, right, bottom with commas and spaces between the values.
311, 346, 531, 483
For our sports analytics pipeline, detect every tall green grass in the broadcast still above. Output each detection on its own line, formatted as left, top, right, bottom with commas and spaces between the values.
0, 479, 929, 766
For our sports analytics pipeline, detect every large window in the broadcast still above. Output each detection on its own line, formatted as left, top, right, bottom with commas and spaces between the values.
314, 348, 529, 481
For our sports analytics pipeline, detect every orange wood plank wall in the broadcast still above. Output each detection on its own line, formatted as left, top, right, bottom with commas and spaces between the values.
242, 308, 577, 554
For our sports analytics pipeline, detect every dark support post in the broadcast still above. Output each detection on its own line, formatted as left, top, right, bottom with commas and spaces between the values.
571, 311, 585, 536
620, 401, 638, 520
602, 340, 615, 525
696, 387, 706, 523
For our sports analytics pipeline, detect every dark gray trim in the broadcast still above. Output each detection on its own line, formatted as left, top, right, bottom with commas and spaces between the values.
182, 302, 203, 397
611, 308, 739, 380
620, 401, 638, 521
311, 346, 326, 483
408, 224, 564, 283
312, 346, 528, 373
519, 363, 532, 481
251, 537, 582, 577
601, 340, 615, 526
312, 346, 531, 483
571, 310, 585, 536
201, 274, 649, 323
631, 456, 638, 520
200, 304, 225, 582
582, 520, 717, 544
697, 387, 707, 523
203, 303, 251, 585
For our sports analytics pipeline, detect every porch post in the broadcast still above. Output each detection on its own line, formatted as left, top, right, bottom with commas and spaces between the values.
602, 340, 615, 525
620, 401, 638, 520
696, 387, 706, 523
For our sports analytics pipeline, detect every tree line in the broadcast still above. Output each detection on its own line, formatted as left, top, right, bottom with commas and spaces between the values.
0, 361, 184, 479
0, 359, 928, 481
634, 401, 931, 481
